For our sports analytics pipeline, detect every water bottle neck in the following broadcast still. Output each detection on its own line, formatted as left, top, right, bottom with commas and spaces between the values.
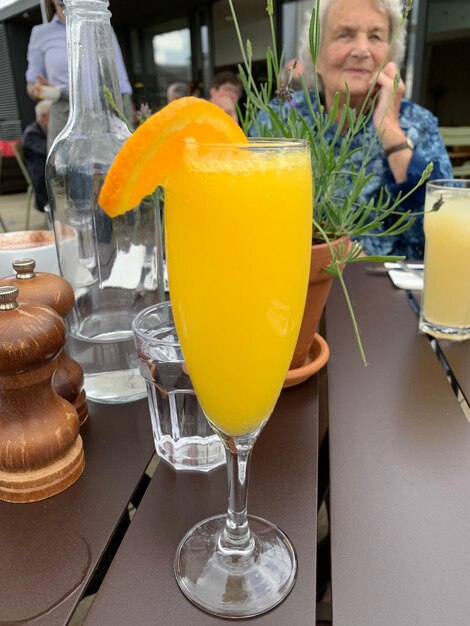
65, 0, 123, 125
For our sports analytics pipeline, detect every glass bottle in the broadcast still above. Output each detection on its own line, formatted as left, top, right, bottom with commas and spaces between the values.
46, 0, 164, 404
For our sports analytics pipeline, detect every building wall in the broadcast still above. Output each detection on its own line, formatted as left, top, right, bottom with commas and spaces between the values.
6, 21, 36, 129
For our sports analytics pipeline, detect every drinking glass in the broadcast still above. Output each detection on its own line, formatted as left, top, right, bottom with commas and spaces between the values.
165, 139, 312, 617
132, 301, 225, 472
419, 179, 470, 340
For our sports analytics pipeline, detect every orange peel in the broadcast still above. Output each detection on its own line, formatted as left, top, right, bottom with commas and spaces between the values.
99, 96, 248, 217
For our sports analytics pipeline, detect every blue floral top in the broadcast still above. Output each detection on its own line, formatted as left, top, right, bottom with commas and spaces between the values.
254, 92, 453, 260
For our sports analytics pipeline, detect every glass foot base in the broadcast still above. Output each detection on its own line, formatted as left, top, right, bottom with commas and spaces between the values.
419, 319, 470, 341
174, 514, 297, 619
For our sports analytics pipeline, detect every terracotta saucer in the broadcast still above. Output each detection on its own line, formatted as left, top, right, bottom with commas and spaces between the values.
283, 333, 330, 388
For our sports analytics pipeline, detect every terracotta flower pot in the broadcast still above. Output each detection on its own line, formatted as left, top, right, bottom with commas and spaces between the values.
290, 236, 350, 370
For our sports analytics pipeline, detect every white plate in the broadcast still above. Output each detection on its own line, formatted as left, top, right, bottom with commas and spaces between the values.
384, 262, 423, 291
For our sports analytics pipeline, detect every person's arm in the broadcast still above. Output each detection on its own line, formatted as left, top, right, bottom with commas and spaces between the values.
27, 76, 52, 101
383, 135, 413, 183
27, 82, 38, 100
372, 63, 452, 211
372, 62, 412, 183
383, 107, 453, 212
25, 27, 48, 101
23, 126, 47, 157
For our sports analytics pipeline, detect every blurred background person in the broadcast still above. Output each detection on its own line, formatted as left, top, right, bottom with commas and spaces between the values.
209, 70, 242, 123
22, 99, 51, 213
188, 80, 203, 98
166, 81, 191, 103
25, 0, 133, 149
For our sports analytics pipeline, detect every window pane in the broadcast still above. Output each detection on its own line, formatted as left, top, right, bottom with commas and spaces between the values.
212, 0, 271, 68
153, 29, 191, 69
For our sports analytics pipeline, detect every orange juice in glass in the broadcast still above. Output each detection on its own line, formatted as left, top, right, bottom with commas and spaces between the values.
420, 179, 470, 340
166, 139, 312, 618
166, 139, 312, 435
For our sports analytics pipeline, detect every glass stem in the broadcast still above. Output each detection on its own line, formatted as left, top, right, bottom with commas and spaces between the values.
218, 435, 256, 555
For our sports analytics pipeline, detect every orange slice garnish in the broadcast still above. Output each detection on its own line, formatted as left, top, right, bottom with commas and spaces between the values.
99, 96, 248, 217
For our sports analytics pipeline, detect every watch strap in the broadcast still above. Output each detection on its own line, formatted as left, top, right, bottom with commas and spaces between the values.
384, 139, 413, 158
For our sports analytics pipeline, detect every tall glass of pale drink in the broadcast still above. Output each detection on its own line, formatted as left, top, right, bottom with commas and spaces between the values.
166, 139, 312, 618
420, 179, 470, 340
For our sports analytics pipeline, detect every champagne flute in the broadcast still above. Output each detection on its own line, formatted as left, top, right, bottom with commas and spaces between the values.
166, 138, 312, 618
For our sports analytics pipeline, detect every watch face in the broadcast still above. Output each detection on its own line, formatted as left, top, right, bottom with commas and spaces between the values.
406, 137, 415, 150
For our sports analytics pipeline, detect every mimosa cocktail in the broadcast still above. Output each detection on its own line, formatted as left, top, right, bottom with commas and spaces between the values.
420, 180, 470, 340
166, 141, 312, 435
167, 139, 312, 618
97, 97, 311, 619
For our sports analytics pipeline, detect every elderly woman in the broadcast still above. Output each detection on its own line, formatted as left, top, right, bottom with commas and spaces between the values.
260, 0, 452, 259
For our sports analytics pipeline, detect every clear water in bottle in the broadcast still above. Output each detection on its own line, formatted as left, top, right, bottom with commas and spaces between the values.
68, 309, 146, 403
46, 0, 165, 403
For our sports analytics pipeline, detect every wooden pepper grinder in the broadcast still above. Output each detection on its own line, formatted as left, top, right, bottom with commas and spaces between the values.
0, 259, 88, 425
0, 285, 84, 503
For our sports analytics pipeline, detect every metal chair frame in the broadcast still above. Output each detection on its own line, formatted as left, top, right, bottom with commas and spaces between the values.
12, 143, 34, 230
0, 147, 8, 233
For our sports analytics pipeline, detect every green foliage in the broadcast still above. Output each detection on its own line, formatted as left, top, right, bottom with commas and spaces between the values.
103, 87, 134, 133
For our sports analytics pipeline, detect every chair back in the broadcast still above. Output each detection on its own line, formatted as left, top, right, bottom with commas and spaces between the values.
439, 126, 470, 178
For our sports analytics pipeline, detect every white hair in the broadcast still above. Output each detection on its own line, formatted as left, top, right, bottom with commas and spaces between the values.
166, 82, 191, 102
300, 0, 408, 77
35, 99, 52, 121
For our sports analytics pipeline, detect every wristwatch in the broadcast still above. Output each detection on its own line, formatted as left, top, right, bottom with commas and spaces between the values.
384, 137, 414, 158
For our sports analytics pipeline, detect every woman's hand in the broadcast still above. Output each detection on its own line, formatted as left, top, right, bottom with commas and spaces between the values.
372, 62, 412, 183
372, 62, 405, 142
27, 75, 52, 100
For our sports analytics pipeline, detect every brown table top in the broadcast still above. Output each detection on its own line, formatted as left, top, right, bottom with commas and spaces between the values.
0, 399, 154, 625
406, 289, 470, 406
84, 376, 319, 625
326, 263, 470, 625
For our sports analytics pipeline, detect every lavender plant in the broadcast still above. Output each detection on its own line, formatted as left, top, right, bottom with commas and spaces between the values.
228, 0, 431, 364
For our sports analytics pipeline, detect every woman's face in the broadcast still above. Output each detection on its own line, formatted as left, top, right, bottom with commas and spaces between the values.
317, 0, 390, 108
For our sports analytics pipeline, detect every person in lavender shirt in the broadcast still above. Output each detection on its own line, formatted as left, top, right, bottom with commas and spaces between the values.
255, 0, 453, 260
26, 0, 132, 149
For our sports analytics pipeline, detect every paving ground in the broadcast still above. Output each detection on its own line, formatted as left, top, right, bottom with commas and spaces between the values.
0, 192, 49, 233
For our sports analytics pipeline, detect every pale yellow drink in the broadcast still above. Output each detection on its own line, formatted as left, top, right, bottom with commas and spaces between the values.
165, 141, 312, 436
421, 183, 470, 338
